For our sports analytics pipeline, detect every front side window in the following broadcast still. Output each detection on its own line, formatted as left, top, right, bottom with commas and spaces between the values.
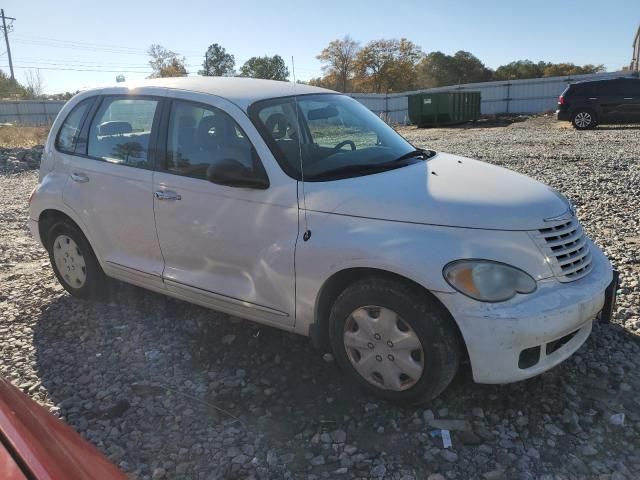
250, 94, 419, 181
55, 99, 92, 153
87, 97, 158, 168
164, 100, 263, 182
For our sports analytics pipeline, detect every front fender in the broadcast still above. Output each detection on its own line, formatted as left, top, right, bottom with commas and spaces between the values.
294, 211, 552, 336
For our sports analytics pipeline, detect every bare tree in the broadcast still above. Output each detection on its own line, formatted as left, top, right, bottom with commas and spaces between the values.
147, 44, 188, 78
24, 68, 45, 98
316, 36, 360, 92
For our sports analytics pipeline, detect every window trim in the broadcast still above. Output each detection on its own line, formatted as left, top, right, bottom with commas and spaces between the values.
156, 98, 270, 186
78, 94, 165, 170
53, 97, 97, 155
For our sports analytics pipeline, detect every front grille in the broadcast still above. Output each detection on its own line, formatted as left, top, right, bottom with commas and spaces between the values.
533, 218, 593, 282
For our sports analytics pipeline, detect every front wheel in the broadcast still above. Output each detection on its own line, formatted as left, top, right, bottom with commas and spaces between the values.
328, 278, 461, 404
572, 109, 597, 130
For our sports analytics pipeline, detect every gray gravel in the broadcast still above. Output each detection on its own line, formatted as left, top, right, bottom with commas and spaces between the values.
1, 116, 639, 479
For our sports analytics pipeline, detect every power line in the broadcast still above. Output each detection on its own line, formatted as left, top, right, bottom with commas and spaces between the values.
0, 65, 152, 73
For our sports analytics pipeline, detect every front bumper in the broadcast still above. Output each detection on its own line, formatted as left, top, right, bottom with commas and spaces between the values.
437, 243, 612, 384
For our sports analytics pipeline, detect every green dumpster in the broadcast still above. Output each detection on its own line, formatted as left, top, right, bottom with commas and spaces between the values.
408, 91, 481, 127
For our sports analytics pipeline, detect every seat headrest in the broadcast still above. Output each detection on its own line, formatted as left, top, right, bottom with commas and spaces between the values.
98, 121, 133, 136
197, 115, 227, 149
265, 113, 288, 140
178, 115, 196, 128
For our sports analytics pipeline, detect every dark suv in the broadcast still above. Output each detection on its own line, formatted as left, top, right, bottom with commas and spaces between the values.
556, 77, 640, 129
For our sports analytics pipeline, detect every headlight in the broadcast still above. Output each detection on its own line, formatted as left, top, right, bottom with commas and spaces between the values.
443, 260, 537, 302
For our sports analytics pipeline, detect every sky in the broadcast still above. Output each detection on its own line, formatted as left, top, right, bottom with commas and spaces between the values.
2, 0, 638, 94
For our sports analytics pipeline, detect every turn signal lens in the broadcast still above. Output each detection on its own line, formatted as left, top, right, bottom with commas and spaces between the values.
444, 260, 537, 302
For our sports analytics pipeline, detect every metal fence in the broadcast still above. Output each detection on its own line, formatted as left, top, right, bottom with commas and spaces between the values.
0, 100, 65, 125
349, 70, 635, 124
1, 70, 635, 126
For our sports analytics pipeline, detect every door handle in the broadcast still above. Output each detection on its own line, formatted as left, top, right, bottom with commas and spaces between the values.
623, 97, 632, 100
588, 97, 598, 100
70, 172, 89, 183
154, 190, 181, 201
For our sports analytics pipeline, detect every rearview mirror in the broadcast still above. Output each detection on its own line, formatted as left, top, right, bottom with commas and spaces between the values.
307, 105, 339, 121
206, 159, 269, 190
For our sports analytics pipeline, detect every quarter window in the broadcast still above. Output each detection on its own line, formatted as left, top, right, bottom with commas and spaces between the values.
87, 97, 158, 168
55, 99, 92, 153
164, 100, 262, 181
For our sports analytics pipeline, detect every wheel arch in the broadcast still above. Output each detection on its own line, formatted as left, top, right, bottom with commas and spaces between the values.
310, 267, 468, 362
38, 209, 91, 254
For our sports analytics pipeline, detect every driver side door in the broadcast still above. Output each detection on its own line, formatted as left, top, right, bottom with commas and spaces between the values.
152, 94, 298, 327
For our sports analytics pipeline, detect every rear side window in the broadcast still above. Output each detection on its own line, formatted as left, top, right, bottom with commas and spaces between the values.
55, 99, 92, 153
163, 100, 262, 181
594, 81, 618, 96
87, 97, 158, 168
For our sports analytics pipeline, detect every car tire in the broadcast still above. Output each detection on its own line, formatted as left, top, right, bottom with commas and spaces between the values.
46, 221, 108, 300
571, 109, 597, 130
328, 277, 461, 404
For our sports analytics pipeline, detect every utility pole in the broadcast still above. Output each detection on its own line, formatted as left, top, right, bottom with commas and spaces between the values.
1, 9, 16, 81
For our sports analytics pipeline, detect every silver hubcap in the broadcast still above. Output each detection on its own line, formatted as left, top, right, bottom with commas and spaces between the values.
52, 235, 87, 288
343, 306, 424, 391
574, 112, 591, 128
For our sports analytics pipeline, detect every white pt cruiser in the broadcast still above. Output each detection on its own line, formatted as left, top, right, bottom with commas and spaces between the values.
28, 77, 616, 403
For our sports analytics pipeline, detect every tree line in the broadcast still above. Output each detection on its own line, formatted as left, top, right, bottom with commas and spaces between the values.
150, 37, 606, 92
309, 36, 606, 93
148, 44, 289, 81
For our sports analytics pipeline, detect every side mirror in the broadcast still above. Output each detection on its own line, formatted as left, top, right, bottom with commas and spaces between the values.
206, 159, 269, 190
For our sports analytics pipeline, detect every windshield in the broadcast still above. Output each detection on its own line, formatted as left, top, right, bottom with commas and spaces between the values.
249, 94, 420, 181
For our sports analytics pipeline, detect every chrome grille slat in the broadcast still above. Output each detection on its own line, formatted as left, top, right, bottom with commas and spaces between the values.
533, 217, 593, 282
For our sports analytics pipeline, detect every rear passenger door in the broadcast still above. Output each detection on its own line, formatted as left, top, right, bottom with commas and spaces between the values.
597, 80, 627, 122
61, 95, 166, 289
619, 79, 640, 123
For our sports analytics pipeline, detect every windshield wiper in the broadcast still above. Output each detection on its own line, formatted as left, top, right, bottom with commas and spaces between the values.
392, 148, 435, 163
306, 151, 431, 181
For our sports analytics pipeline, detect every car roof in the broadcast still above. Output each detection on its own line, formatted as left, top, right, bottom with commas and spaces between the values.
93, 76, 336, 111
571, 77, 636, 86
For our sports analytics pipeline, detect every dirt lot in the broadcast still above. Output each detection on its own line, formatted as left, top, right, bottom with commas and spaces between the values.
1, 117, 639, 480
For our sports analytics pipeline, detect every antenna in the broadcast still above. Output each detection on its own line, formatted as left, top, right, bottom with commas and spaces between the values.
292, 56, 311, 242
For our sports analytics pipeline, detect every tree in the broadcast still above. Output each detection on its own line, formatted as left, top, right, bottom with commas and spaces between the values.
542, 63, 605, 77
240, 55, 289, 81
24, 68, 45, 98
147, 44, 188, 78
355, 38, 422, 93
494, 60, 548, 80
0, 69, 29, 98
417, 51, 492, 88
316, 35, 360, 92
199, 43, 235, 76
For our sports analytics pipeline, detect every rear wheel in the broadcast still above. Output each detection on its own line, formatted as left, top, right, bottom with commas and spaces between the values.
572, 109, 597, 130
328, 278, 461, 404
47, 221, 108, 300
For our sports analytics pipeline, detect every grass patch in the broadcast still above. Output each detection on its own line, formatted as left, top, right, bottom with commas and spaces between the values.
0, 125, 50, 148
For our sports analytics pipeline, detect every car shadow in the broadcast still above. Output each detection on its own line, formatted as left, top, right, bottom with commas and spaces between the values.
31, 282, 639, 477
594, 124, 640, 130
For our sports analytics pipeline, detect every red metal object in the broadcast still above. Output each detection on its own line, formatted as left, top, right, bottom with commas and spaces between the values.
0, 378, 126, 480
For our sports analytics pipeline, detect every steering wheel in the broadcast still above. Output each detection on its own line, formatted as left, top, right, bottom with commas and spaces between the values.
333, 140, 356, 152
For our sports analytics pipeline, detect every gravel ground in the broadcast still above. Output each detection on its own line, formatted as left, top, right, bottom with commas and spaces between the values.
1, 116, 639, 480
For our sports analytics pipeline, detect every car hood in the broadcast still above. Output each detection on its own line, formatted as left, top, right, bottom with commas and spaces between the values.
303, 152, 569, 230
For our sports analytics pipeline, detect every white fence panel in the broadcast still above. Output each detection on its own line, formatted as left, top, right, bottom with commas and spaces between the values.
0, 100, 66, 125
351, 71, 634, 124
